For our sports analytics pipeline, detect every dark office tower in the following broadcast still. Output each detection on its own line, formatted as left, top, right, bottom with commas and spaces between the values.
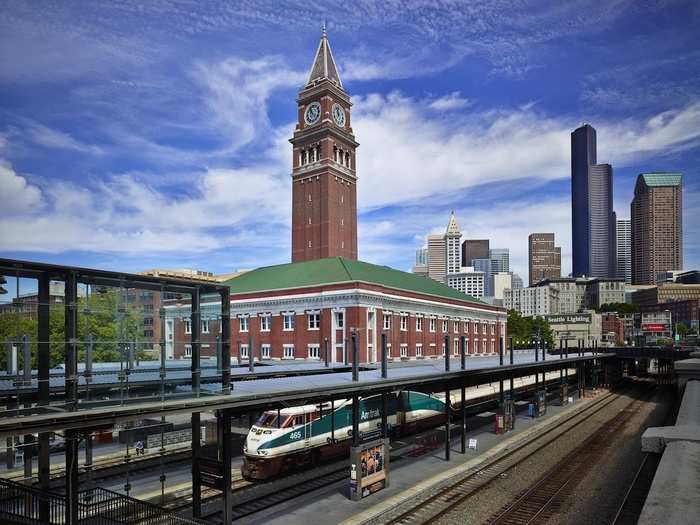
461, 239, 489, 267
528, 233, 561, 285
571, 124, 615, 278
631, 173, 683, 285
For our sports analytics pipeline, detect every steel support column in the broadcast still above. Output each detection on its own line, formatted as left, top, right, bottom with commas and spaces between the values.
220, 288, 231, 394
352, 332, 358, 382
65, 430, 79, 525
444, 386, 450, 461
64, 271, 78, 409
191, 286, 202, 518
460, 335, 466, 370
38, 273, 51, 520
381, 393, 388, 439
460, 385, 466, 454
499, 336, 504, 405
381, 334, 388, 379
444, 335, 450, 372
219, 408, 233, 525
352, 395, 359, 446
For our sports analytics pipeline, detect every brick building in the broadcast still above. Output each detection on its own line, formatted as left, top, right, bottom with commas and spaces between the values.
167, 258, 506, 362
164, 29, 507, 362
601, 312, 625, 346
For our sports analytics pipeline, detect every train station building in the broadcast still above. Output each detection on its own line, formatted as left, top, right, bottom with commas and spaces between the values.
164, 29, 507, 363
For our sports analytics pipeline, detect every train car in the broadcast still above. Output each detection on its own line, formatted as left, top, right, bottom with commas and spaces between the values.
242, 391, 445, 479
242, 370, 575, 480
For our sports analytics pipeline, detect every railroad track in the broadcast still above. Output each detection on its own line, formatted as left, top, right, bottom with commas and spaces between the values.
484, 390, 655, 524
370, 385, 649, 525
611, 452, 661, 525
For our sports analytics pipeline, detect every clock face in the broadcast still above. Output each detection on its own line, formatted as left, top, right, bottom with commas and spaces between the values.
304, 102, 321, 125
332, 104, 345, 127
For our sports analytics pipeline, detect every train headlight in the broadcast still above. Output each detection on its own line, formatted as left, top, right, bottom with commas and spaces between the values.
258, 450, 268, 455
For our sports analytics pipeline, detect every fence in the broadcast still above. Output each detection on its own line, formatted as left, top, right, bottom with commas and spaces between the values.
0, 478, 201, 525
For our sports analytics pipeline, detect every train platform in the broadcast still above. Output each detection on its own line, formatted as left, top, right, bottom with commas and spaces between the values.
236, 388, 599, 525
639, 354, 700, 525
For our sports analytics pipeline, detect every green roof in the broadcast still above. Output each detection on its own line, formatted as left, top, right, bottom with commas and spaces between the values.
223, 257, 485, 305
639, 173, 682, 187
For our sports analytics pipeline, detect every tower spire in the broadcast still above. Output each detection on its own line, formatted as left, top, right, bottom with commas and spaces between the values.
307, 25, 342, 88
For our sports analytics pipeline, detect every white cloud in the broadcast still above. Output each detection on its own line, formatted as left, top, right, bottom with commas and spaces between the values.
0, 162, 42, 213
193, 56, 305, 151
352, 94, 700, 211
428, 92, 473, 111
25, 122, 104, 155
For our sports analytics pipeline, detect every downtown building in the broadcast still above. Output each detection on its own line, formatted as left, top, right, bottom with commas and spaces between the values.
571, 124, 616, 278
165, 30, 507, 363
615, 218, 632, 284
528, 233, 561, 286
631, 173, 683, 285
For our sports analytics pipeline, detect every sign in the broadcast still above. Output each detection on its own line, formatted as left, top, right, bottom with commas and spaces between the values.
545, 314, 591, 325
642, 323, 668, 333
468, 438, 478, 450
350, 439, 389, 501
198, 458, 225, 490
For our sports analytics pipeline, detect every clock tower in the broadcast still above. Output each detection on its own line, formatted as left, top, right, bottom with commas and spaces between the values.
290, 27, 358, 262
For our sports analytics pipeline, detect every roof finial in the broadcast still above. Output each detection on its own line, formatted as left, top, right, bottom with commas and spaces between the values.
322, 21, 327, 38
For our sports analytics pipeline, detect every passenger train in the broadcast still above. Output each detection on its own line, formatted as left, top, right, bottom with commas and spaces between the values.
242, 370, 572, 479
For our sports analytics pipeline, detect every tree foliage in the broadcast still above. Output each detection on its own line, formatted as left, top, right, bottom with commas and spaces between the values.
598, 302, 639, 314
506, 310, 554, 349
0, 289, 143, 369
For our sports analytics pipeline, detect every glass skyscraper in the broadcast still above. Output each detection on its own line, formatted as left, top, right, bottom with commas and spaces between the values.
571, 124, 616, 278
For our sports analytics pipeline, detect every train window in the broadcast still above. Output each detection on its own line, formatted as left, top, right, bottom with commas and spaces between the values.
293, 416, 304, 427
255, 413, 278, 428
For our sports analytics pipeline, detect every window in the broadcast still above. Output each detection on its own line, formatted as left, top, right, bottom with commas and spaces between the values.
465, 339, 470, 354
454, 339, 460, 355
491, 323, 495, 334
308, 312, 320, 330
261, 344, 271, 359
453, 321, 459, 333
308, 240, 312, 248
416, 317, 422, 331
483, 340, 487, 353
184, 319, 191, 334
283, 344, 294, 359
335, 311, 344, 329
442, 342, 446, 356
308, 344, 320, 359
240, 344, 249, 358
283, 313, 295, 331
416, 343, 423, 357
442, 320, 448, 332
308, 193, 312, 202
463, 321, 468, 333
143, 329, 153, 338
383, 314, 392, 330
201, 319, 210, 334
239, 317, 249, 332
386, 343, 392, 357
184, 344, 192, 357
143, 317, 154, 326
400, 344, 408, 358
482, 323, 487, 334
260, 315, 271, 331
429, 318, 436, 332
400, 315, 408, 331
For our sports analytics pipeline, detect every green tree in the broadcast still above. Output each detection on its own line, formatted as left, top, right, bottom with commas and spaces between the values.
598, 302, 638, 314
676, 323, 688, 340
506, 310, 554, 349
0, 289, 143, 369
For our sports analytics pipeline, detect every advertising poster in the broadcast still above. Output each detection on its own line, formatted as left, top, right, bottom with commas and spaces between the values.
350, 438, 390, 500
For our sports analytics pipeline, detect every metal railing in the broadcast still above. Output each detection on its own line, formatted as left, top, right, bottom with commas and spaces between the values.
0, 478, 201, 525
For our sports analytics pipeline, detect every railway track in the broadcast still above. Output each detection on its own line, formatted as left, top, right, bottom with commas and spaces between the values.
368, 385, 650, 525
611, 452, 661, 525
484, 390, 655, 525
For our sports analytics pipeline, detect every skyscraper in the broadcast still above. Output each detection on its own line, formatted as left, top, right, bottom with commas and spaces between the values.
528, 233, 561, 285
445, 212, 462, 275
631, 173, 683, 285
427, 234, 447, 283
290, 28, 358, 262
461, 239, 489, 267
615, 218, 632, 284
571, 124, 615, 278
489, 249, 510, 273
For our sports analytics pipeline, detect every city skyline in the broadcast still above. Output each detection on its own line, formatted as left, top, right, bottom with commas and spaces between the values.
1, 1, 699, 283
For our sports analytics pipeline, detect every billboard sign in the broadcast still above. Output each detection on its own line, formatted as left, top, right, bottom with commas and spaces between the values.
641, 323, 668, 333
545, 314, 591, 325
350, 438, 389, 500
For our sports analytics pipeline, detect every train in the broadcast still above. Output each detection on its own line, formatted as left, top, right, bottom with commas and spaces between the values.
242, 370, 573, 479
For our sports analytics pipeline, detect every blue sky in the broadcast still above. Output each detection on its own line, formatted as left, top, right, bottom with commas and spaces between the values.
1, 0, 698, 282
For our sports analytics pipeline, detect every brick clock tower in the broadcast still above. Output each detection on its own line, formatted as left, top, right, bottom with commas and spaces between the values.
290, 28, 358, 262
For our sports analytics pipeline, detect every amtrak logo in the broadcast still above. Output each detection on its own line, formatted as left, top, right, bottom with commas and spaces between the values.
361, 409, 380, 420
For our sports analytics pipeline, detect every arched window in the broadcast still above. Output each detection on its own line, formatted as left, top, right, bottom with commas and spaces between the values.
333, 146, 338, 163
345, 152, 350, 167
